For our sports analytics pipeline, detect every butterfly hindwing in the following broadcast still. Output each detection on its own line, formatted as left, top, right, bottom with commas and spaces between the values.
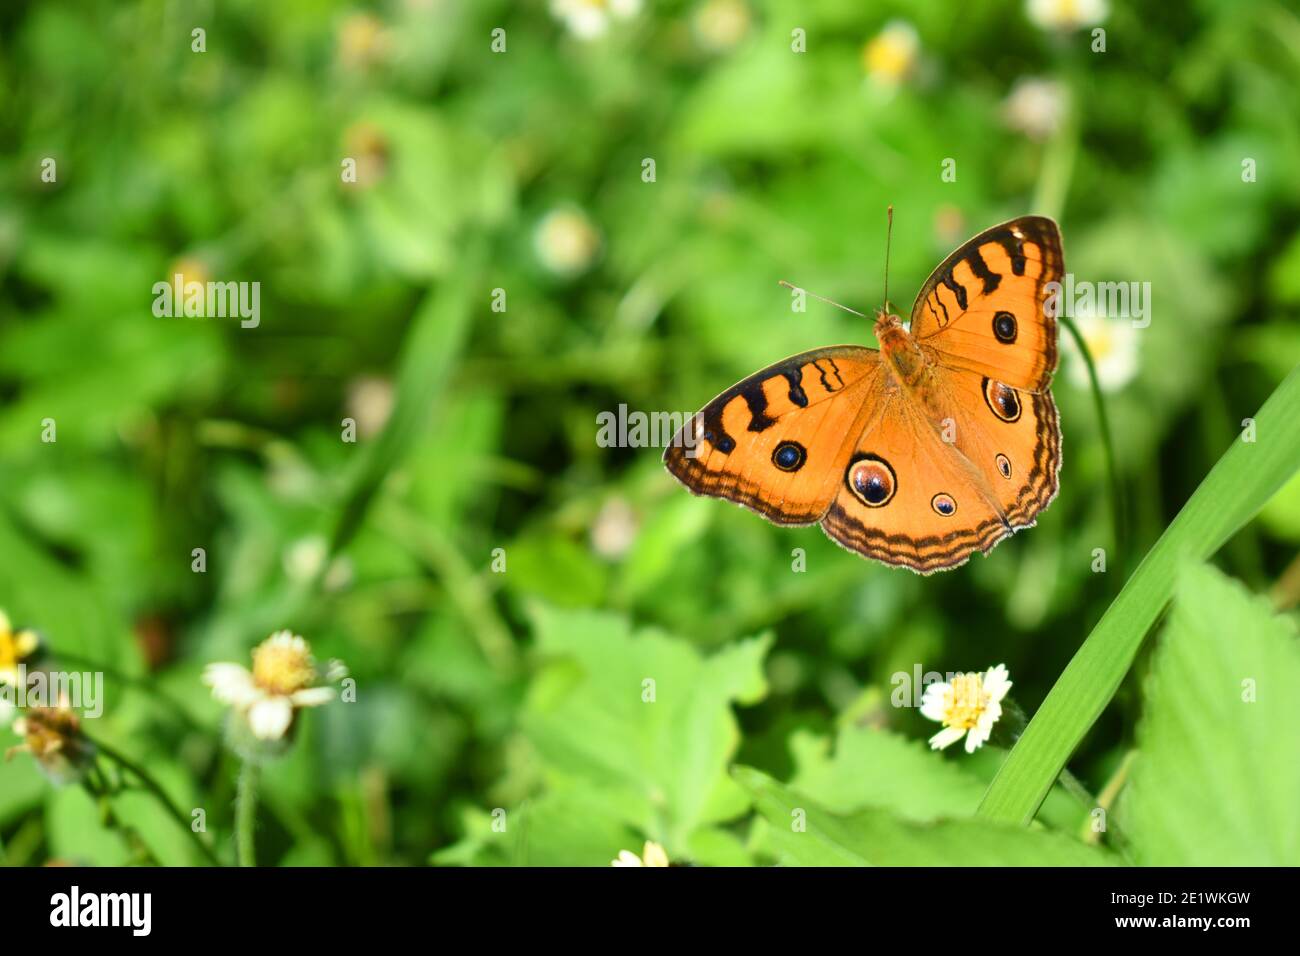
909, 216, 1063, 392
664, 346, 882, 525
820, 393, 1016, 573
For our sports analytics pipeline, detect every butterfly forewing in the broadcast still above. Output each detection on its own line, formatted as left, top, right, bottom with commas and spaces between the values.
663, 347, 882, 525
908, 216, 1063, 392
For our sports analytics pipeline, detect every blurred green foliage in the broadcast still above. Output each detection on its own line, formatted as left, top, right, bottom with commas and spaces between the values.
1, 0, 1298, 866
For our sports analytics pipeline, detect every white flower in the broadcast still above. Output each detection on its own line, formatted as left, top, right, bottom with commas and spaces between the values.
862, 20, 920, 90
691, 0, 751, 53
1026, 0, 1108, 32
550, 0, 642, 40
920, 664, 1013, 753
611, 840, 670, 867
534, 207, 600, 277
590, 497, 638, 559
1002, 77, 1068, 141
203, 632, 347, 741
1063, 305, 1140, 392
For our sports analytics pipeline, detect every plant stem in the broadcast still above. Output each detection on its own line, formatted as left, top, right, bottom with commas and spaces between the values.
1060, 313, 1127, 566
236, 760, 259, 867
83, 732, 222, 866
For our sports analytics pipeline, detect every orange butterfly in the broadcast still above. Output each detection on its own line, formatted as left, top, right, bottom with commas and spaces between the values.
663, 216, 1063, 573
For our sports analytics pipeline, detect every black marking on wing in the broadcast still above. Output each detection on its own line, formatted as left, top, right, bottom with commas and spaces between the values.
966, 247, 1001, 295
741, 381, 777, 432
827, 357, 844, 389
700, 411, 736, 454
811, 359, 845, 393
997, 233, 1027, 276
928, 297, 949, 328
782, 368, 809, 407
940, 272, 968, 311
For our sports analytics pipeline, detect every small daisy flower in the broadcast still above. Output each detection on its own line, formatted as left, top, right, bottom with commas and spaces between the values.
0, 610, 41, 687
611, 840, 669, 867
346, 374, 395, 438
590, 496, 638, 559
921, 664, 1013, 753
203, 632, 347, 742
342, 121, 391, 187
862, 20, 920, 90
550, 0, 642, 41
1063, 305, 1140, 392
1026, 0, 1108, 32
691, 0, 752, 54
6, 697, 95, 784
534, 206, 601, 277
337, 12, 392, 71
1002, 77, 1068, 142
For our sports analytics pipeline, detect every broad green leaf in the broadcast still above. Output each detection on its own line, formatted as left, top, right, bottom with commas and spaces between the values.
523, 604, 770, 855
980, 363, 1300, 824
433, 795, 642, 868
1124, 564, 1300, 865
736, 767, 1118, 867
788, 727, 987, 821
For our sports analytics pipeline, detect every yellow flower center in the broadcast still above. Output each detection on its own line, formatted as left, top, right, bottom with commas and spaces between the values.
252, 640, 316, 695
863, 24, 918, 81
0, 626, 36, 676
941, 673, 988, 730
0, 633, 18, 672
1083, 320, 1116, 361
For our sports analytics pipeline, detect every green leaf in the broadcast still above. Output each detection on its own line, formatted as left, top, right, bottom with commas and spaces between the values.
1124, 564, 1300, 865
788, 727, 988, 820
979, 363, 1300, 825
522, 604, 770, 856
327, 254, 480, 559
735, 767, 1118, 867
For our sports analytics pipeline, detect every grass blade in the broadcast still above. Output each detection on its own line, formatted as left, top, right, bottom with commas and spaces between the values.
978, 362, 1300, 825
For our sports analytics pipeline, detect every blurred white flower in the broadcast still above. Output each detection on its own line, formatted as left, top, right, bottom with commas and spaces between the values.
1027, 0, 1108, 32
691, 0, 751, 53
284, 535, 328, 583
611, 840, 669, 867
1064, 305, 1140, 392
921, 664, 1012, 753
1002, 77, 1068, 141
551, 0, 642, 40
534, 206, 600, 277
204, 632, 347, 741
591, 497, 638, 559
347, 374, 395, 438
862, 20, 920, 90
337, 12, 392, 70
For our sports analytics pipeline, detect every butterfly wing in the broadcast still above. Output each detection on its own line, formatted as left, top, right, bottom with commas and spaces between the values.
821, 217, 1063, 572
664, 346, 884, 525
908, 216, 1063, 392
820, 389, 1020, 573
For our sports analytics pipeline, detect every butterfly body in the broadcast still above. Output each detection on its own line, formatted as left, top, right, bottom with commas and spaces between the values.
664, 216, 1064, 574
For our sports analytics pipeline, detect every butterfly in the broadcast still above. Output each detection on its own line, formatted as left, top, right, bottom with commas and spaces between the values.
663, 216, 1063, 574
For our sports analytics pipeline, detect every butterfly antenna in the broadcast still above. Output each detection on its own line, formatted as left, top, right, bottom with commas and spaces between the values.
777, 280, 867, 318
883, 205, 894, 313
